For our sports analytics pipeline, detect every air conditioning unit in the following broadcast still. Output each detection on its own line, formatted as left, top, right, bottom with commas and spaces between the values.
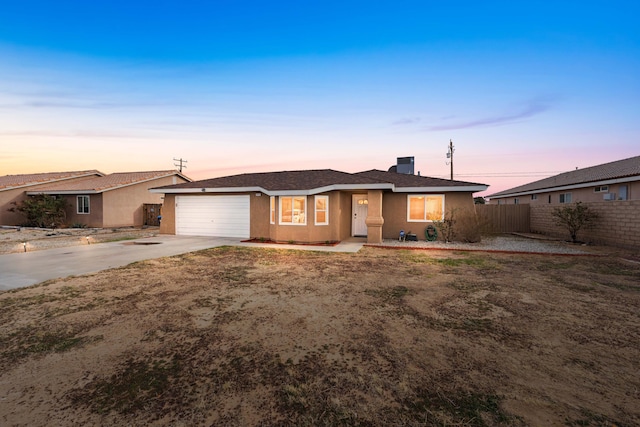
603, 193, 616, 201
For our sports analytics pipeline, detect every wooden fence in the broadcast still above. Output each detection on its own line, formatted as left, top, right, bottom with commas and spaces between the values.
475, 204, 530, 233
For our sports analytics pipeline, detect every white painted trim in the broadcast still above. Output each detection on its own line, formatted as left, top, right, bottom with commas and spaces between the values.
77, 195, 90, 215
152, 182, 486, 196
278, 196, 307, 226
396, 185, 488, 193
406, 194, 445, 222
314, 195, 329, 226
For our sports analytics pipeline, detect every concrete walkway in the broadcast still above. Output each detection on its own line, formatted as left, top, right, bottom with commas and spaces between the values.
0, 236, 364, 290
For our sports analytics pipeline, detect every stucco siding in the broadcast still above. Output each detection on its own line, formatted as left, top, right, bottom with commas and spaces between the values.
0, 176, 100, 226
62, 194, 104, 228
159, 194, 177, 234
251, 193, 270, 239
101, 176, 181, 228
268, 192, 344, 243
380, 191, 475, 239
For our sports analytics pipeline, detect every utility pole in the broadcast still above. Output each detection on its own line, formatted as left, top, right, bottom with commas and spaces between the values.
173, 158, 188, 173
446, 139, 455, 180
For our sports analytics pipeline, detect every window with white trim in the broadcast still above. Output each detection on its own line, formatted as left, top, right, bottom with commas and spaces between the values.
77, 195, 90, 214
531, 194, 537, 200
279, 196, 306, 225
407, 195, 444, 222
559, 193, 572, 204
594, 185, 609, 193
270, 196, 275, 224
514, 198, 519, 205
314, 195, 329, 225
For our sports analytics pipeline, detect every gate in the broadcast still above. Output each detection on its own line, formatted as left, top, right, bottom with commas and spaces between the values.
476, 204, 530, 233
143, 204, 162, 226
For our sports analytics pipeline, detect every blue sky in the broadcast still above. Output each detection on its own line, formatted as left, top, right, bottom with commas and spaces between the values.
1, 0, 638, 196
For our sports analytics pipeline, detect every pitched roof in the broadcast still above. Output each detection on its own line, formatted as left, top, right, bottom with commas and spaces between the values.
28, 170, 191, 194
488, 155, 640, 198
153, 169, 488, 195
0, 170, 103, 191
356, 169, 487, 188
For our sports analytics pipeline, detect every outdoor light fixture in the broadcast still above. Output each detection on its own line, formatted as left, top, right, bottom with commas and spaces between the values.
23, 242, 27, 252
86, 236, 90, 245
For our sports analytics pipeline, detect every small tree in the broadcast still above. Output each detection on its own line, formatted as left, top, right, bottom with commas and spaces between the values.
8, 195, 68, 228
551, 202, 599, 243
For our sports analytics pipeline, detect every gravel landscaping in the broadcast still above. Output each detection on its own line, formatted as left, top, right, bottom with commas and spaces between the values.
372, 234, 592, 255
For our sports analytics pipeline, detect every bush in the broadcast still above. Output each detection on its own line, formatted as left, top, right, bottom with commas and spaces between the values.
551, 202, 599, 243
8, 195, 68, 228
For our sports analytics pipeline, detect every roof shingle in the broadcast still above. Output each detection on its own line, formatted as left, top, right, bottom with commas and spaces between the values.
30, 171, 188, 193
0, 171, 103, 191
154, 168, 487, 193
488, 155, 640, 197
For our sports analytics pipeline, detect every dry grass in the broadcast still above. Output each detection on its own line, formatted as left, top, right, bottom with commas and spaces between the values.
1, 246, 639, 426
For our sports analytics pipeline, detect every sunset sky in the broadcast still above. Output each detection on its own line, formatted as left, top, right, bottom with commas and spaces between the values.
1, 0, 638, 196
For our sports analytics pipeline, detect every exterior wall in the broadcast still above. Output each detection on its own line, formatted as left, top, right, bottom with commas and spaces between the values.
159, 194, 177, 234
531, 200, 640, 249
0, 187, 35, 226
380, 191, 476, 239
100, 176, 185, 228
251, 193, 270, 239
158, 190, 478, 244
268, 191, 345, 243
339, 192, 354, 239
0, 175, 101, 226
63, 194, 104, 228
365, 190, 384, 243
490, 181, 638, 205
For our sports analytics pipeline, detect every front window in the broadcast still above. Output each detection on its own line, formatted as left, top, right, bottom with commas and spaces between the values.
514, 198, 519, 205
594, 185, 609, 193
531, 194, 537, 200
559, 193, 572, 204
315, 195, 329, 225
270, 196, 275, 224
279, 196, 306, 225
77, 195, 90, 214
407, 195, 444, 222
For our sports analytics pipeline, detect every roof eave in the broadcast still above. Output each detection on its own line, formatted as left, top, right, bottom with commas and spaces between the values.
394, 185, 489, 193
488, 175, 640, 199
151, 183, 394, 196
27, 190, 101, 195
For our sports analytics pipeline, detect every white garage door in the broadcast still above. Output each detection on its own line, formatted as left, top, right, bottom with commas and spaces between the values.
176, 195, 250, 238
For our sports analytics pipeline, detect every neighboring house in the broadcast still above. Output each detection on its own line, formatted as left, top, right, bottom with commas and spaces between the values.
487, 155, 640, 205
0, 170, 104, 226
27, 171, 191, 228
151, 168, 487, 244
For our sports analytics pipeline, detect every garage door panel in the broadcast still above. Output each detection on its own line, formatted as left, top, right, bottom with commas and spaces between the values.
176, 196, 250, 238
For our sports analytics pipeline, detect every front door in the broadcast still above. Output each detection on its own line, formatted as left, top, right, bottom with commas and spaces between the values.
352, 194, 368, 237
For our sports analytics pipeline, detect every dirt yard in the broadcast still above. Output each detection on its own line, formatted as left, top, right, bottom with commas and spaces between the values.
1, 245, 639, 426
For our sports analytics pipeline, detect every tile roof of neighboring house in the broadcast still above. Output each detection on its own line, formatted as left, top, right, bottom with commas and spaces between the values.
153, 169, 488, 195
28, 170, 191, 194
488, 155, 640, 198
0, 170, 103, 191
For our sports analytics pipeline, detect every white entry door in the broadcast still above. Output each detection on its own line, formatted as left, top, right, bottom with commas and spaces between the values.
352, 194, 368, 237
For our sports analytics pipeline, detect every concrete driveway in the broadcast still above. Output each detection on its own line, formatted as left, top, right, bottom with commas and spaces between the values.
0, 236, 239, 291
0, 236, 365, 290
